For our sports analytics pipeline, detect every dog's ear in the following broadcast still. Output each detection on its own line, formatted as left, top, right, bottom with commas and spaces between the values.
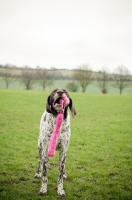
46, 95, 54, 114
69, 98, 76, 118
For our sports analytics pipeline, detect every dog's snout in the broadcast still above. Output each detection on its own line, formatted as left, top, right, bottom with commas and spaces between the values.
57, 90, 63, 96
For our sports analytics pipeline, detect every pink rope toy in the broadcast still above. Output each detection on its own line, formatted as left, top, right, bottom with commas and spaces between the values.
48, 97, 68, 157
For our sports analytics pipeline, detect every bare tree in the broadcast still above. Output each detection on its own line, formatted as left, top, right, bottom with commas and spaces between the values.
73, 65, 92, 93
36, 67, 53, 91
0, 64, 15, 88
97, 68, 109, 94
111, 65, 132, 94
66, 81, 79, 92
20, 67, 35, 90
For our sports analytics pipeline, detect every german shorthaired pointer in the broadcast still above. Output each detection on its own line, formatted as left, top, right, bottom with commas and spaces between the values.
34, 88, 76, 196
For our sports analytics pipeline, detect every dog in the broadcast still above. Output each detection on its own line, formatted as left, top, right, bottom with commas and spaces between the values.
34, 88, 76, 196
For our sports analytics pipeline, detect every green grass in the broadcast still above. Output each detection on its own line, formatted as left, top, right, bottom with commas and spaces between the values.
0, 89, 132, 200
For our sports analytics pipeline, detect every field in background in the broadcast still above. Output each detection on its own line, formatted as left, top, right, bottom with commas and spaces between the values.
0, 90, 132, 200
0, 78, 132, 94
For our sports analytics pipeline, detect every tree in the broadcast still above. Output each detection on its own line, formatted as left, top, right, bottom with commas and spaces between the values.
97, 68, 109, 94
111, 65, 132, 94
36, 67, 53, 91
0, 64, 15, 88
20, 67, 35, 90
73, 65, 92, 93
66, 81, 79, 92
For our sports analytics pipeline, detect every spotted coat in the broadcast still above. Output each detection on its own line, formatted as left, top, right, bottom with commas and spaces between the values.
34, 88, 76, 196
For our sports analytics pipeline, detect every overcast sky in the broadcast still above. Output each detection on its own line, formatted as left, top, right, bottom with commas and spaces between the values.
0, 0, 132, 73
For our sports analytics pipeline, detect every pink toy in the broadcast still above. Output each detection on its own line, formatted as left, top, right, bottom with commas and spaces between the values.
48, 97, 67, 157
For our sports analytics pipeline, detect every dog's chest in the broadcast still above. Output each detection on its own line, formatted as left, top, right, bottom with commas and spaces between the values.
40, 111, 70, 141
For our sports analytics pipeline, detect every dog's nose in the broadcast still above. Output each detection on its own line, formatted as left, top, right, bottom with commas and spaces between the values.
57, 91, 63, 96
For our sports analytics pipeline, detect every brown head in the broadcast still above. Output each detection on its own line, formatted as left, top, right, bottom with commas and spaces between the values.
46, 88, 76, 119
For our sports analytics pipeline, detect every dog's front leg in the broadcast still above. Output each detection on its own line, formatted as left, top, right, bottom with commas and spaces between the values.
39, 153, 48, 195
34, 139, 42, 178
57, 151, 66, 196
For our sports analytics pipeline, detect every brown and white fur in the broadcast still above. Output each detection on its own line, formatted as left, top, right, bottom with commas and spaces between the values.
34, 88, 76, 196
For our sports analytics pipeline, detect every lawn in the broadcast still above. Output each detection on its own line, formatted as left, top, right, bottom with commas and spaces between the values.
0, 89, 132, 200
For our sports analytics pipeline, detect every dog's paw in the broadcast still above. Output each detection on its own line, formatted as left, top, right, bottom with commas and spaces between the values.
34, 172, 41, 178
57, 188, 65, 196
39, 187, 47, 196
39, 190, 47, 196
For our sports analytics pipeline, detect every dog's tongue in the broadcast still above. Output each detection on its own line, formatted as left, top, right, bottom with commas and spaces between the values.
53, 97, 69, 112
59, 97, 67, 108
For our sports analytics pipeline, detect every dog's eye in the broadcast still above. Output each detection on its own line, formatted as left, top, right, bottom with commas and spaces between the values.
63, 89, 67, 93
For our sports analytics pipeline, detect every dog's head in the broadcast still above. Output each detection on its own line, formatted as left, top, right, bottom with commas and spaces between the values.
46, 88, 76, 119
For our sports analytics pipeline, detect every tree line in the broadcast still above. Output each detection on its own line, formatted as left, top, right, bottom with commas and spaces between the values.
0, 64, 131, 94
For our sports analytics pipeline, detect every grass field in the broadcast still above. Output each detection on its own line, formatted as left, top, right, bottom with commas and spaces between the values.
0, 89, 132, 200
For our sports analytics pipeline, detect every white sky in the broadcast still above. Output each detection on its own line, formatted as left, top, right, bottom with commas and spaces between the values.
0, 0, 132, 73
